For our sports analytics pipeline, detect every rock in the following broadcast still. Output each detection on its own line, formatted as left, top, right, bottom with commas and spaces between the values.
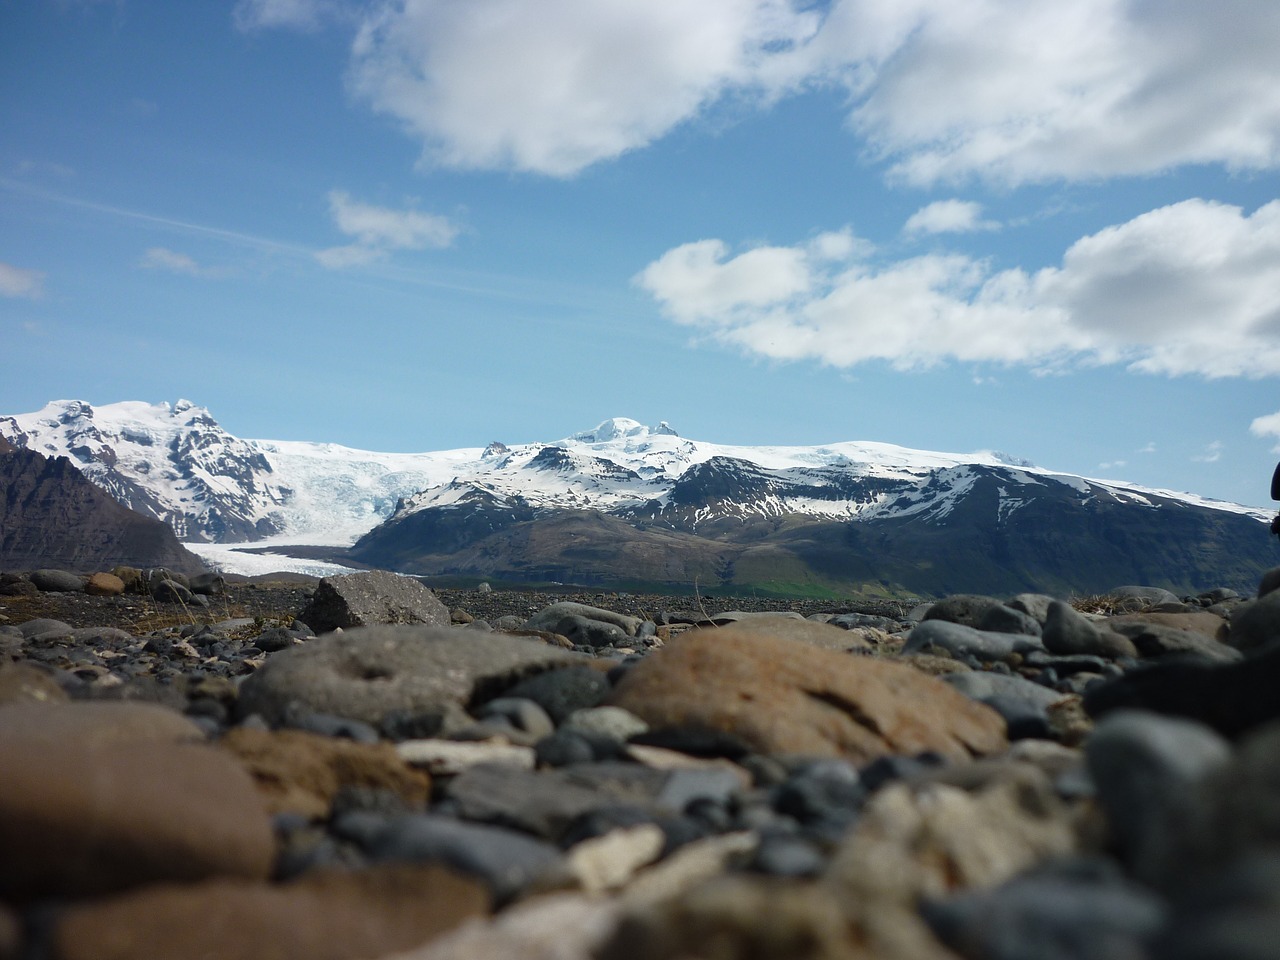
977, 604, 1043, 637
608, 625, 1007, 763
19, 617, 74, 640
1043, 600, 1137, 658
698, 614, 873, 653
189, 572, 227, 595
1149, 855, 1280, 960
502, 665, 611, 724
475, 697, 557, 739
1108, 585, 1181, 608
236, 625, 579, 726
49, 864, 488, 960
599, 875, 869, 960
1085, 710, 1231, 890
1190, 722, 1280, 874
1007, 593, 1057, 625
560, 705, 650, 742
922, 856, 1168, 960
152, 579, 194, 604
1259, 566, 1280, 598
0, 574, 38, 597
219, 727, 431, 819
360, 813, 565, 902
1084, 642, 1280, 737
0, 662, 68, 704
0, 700, 205, 748
0, 734, 273, 900
299, 570, 451, 634
902, 619, 1045, 661
566, 824, 666, 893
29, 568, 84, 592
1226, 590, 1280, 652
1108, 617, 1241, 662
396, 739, 536, 776
825, 765, 1077, 906
85, 572, 125, 596
1113, 610, 1229, 641
942, 670, 1067, 714
523, 602, 641, 641
395, 892, 619, 960
923, 594, 1009, 628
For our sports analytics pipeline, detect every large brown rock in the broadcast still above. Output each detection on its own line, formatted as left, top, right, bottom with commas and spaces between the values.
85, 572, 126, 596
49, 864, 489, 960
697, 615, 873, 653
1110, 611, 1229, 642
298, 570, 452, 634
0, 701, 205, 749
607, 625, 1006, 763
0, 710, 273, 900
220, 726, 432, 819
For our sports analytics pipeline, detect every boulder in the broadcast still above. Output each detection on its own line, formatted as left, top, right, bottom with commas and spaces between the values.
1225, 590, 1280, 652
85, 572, 125, 596
902, 620, 1044, 662
236, 625, 580, 727
29, 569, 84, 593
608, 624, 1006, 763
49, 864, 488, 960
219, 727, 431, 819
299, 570, 452, 634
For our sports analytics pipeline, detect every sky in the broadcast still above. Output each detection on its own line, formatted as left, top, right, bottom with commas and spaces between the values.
3, 0, 1280, 510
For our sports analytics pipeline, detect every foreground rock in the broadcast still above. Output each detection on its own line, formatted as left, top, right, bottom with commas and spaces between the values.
608, 624, 1007, 762
236, 624, 581, 727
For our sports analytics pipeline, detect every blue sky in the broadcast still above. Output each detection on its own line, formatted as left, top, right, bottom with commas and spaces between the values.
3, 0, 1280, 509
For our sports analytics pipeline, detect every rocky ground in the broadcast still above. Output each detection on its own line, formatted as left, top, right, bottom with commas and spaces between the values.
3, 565, 1280, 960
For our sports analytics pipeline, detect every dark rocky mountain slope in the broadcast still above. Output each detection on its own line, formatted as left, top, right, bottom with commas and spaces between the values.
0, 440, 205, 573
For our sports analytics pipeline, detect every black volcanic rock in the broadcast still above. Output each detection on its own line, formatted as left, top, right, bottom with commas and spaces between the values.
0, 445, 204, 574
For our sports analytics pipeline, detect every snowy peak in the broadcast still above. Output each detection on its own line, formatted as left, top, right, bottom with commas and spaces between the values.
570, 418, 678, 444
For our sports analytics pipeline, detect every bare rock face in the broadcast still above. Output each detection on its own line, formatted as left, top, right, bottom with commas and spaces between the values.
0, 445, 204, 574
607, 624, 1007, 764
298, 570, 452, 634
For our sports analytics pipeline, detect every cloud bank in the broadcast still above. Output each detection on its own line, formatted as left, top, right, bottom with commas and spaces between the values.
316, 190, 459, 268
337, 0, 1280, 180
637, 199, 1280, 378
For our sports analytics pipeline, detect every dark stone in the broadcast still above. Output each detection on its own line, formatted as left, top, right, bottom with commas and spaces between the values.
750, 833, 825, 877
298, 570, 451, 634
922, 595, 1009, 628
1227, 591, 1280, 653
29, 569, 84, 593
627, 727, 755, 761
977, 605, 1043, 637
535, 729, 607, 767
903, 620, 1044, 661
152, 580, 194, 605
189, 573, 226, 596
253, 627, 295, 653
502, 666, 610, 724
1084, 643, 1280, 738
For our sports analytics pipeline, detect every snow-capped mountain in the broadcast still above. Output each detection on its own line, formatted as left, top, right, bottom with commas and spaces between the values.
3, 404, 1273, 595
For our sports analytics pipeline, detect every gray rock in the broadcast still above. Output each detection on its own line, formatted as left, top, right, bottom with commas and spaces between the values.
359, 812, 564, 903
903, 619, 1045, 661
560, 706, 649, 743
1259, 567, 1280, 599
152, 579, 194, 604
827, 612, 904, 633
1109, 620, 1242, 662
18, 619, 74, 641
923, 857, 1167, 960
188, 573, 226, 596
503, 666, 611, 724
236, 625, 579, 726
922, 594, 1009, 628
977, 604, 1043, 637
537, 613, 628, 648
523, 602, 641, 638
702, 610, 805, 626
1007, 593, 1057, 625
29, 569, 84, 593
1151, 855, 1280, 960
1227, 590, 1280, 652
1085, 710, 1232, 890
1108, 585, 1181, 607
942, 671, 1067, 714
476, 698, 557, 740
1042, 601, 1136, 659
298, 570, 451, 635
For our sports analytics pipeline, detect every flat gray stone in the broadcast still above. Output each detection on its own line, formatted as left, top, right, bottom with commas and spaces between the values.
298, 571, 451, 635
942, 671, 1067, 713
523, 603, 641, 638
236, 625, 581, 726
1109, 621, 1242, 663
903, 620, 1045, 661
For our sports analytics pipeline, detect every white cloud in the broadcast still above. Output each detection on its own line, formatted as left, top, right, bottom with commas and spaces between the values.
347, 0, 819, 176
1250, 412, 1280, 450
139, 247, 205, 275
335, 0, 1280, 182
637, 198, 1280, 377
1139, 442, 1157, 454
315, 191, 459, 268
1192, 441, 1224, 463
233, 0, 341, 31
904, 200, 999, 236
0, 262, 44, 299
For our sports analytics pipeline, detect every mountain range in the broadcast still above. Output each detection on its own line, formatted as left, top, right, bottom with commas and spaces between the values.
2, 400, 1276, 598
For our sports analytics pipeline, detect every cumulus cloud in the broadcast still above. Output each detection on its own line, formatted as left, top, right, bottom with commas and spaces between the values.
904, 200, 999, 236
347, 0, 820, 176
335, 0, 1280, 181
139, 247, 206, 275
315, 190, 459, 268
637, 198, 1280, 378
0, 262, 44, 299
1250, 412, 1280, 449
